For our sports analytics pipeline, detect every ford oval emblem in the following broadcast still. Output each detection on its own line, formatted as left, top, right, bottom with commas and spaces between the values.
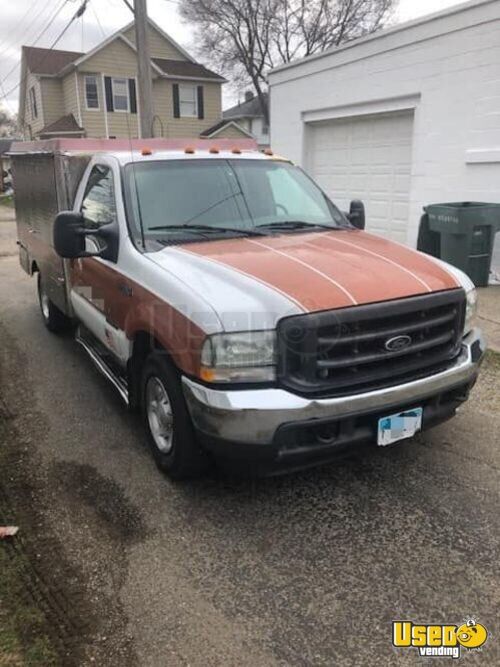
384, 334, 412, 352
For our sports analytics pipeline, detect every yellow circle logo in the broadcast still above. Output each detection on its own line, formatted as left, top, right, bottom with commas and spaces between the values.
456, 620, 488, 649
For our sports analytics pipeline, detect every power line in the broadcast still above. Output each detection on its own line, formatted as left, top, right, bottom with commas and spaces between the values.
0, 0, 55, 60
0, 0, 89, 103
121, 0, 134, 12
0, 0, 70, 88
32, 0, 71, 50
0, 0, 41, 53
90, 0, 107, 39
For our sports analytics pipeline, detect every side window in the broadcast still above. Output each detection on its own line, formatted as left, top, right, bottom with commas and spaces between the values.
81, 165, 116, 250
85, 75, 99, 109
29, 86, 38, 119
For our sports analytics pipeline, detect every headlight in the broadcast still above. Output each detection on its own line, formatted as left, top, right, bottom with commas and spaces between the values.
464, 288, 478, 335
200, 330, 276, 383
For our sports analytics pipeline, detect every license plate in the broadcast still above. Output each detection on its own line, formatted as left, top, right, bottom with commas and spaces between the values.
377, 408, 423, 446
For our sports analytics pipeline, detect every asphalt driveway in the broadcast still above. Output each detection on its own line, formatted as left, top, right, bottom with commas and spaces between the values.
0, 214, 499, 665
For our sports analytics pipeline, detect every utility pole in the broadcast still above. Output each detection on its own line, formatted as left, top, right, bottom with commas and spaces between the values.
134, 0, 154, 138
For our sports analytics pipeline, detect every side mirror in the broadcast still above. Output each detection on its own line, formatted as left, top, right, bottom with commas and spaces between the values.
53, 211, 86, 258
53, 211, 119, 262
348, 199, 365, 230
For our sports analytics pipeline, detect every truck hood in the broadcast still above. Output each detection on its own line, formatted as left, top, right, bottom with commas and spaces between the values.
147, 229, 459, 331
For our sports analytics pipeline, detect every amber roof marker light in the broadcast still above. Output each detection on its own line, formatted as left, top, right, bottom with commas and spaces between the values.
231, 147, 242, 154
141, 147, 153, 156
184, 146, 195, 154
263, 148, 274, 156
209, 146, 220, 154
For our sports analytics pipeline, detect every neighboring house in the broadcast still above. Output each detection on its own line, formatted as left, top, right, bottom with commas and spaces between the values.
269, 0, 500, 256
18, 19, 226, 140
200, 91, 270, 147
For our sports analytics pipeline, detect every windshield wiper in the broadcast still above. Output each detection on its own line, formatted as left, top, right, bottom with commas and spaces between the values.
256, 220, 337, 231
148, 223, 266, 237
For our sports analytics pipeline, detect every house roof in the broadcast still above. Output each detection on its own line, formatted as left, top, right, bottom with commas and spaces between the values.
22, 34, 224, 83
23, 46, 83, 75
39, 114, 84, 136
199, 119, 254, 138
223, 92, 268, 120
153, 58, 225, 82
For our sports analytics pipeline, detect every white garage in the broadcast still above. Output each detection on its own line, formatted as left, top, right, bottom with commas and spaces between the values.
306, 111, 414, 242
269, 0, 500, 268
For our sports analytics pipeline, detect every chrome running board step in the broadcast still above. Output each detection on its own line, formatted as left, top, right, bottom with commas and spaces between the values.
76, 327, 129, 405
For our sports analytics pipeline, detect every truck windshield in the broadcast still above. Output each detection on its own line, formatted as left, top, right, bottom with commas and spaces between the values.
123, 158, 348, 247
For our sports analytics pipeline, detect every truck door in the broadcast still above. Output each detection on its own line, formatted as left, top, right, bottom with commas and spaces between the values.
70, 164, 128, 363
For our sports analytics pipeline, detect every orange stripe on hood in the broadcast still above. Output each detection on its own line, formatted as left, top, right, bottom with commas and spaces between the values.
179, 229, 458, 312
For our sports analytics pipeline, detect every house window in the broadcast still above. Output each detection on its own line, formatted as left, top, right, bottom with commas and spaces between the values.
85, 75, 99, 109
29, 86, 38, 119
179, 84, 197, 117
111, 78, 129, 112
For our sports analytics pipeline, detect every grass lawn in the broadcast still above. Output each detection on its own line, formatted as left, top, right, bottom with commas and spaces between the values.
0, 548, 58, 666
0, 414, 59, 666
0, 195, 14, 209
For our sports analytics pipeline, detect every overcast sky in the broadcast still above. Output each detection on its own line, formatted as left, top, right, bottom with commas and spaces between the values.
0, 0, 467, 115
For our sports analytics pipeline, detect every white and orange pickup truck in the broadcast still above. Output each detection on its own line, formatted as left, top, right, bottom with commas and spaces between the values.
11, 138, 485, 478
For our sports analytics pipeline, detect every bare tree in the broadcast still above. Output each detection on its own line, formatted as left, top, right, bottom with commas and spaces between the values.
0, 106, 17, 138
179, 0, 396, 122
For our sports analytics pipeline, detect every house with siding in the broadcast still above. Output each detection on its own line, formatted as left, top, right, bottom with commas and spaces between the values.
200, 91, 270, 147
18, 19, 229, 141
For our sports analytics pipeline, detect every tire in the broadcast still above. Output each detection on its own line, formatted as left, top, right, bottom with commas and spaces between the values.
141, 351, 208, 480
37, 273, 72, 333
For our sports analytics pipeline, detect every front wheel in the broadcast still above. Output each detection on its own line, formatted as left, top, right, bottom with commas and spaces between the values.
141, 352, 208, 480
37, 273, 72, 333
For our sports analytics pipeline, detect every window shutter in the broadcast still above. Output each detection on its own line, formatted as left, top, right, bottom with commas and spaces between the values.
173, 83, 180, 118
104, 76, 114, 112
197, 86, 204, 119
128, 79, 137, 114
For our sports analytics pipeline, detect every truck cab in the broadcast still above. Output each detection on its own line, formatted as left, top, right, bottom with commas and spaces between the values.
11, 138, 485, 478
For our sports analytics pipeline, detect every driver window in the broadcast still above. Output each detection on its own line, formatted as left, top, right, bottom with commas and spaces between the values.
81, 165, 117, 252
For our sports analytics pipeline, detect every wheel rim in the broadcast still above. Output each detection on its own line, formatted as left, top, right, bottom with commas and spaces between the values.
146, 376, 174, 454
40, 284, 50, 321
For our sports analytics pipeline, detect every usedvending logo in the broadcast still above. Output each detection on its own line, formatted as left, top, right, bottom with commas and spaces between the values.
393, 618, 488, 659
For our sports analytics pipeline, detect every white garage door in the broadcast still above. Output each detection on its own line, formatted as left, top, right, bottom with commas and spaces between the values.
307, 111, 414, 243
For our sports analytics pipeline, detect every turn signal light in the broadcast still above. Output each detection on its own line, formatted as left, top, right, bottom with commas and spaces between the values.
200, 367, 216, 382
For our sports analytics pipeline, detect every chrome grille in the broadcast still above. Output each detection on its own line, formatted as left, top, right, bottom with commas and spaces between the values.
277, 289, 466, 397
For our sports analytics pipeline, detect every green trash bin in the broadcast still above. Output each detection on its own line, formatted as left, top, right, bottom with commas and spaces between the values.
424, 202, 500, 287
416, 213, 441, 258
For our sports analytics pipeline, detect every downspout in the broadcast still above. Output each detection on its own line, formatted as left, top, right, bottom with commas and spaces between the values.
74, 71, 83, 129
136, 75, 141, 139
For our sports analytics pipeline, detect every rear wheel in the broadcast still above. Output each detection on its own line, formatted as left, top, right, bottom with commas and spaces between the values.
37, 273, 72, 333
141, 352, 208, 480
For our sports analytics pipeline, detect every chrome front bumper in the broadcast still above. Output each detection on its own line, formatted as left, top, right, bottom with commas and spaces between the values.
182, 328, 486, 446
